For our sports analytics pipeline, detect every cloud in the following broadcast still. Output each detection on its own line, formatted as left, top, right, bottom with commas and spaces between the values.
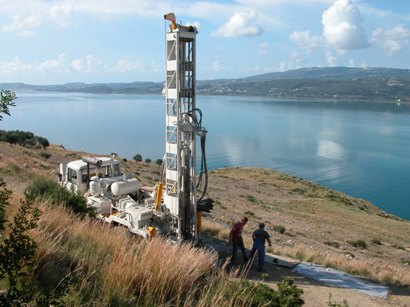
289, 30, 323, 52
0, 57, 33, 74
322, 0, 368, 50
211, 60, 222, 72
72, 55, 102, 73
0, 54, 114, 75
325, 51, 337, 66
278, 62, 286, 72
1, 2, 73, 34
289, 51, 305, 68
113, 59, 144, 72
258, 42, 272, 55
1, 14, 42, 34
212, 11, 263, 37
0, 0, 234, 35
38, 53, 71, 73
371, 24, 410, 55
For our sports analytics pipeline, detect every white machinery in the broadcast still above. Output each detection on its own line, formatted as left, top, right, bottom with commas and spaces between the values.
58, 13, 212, 242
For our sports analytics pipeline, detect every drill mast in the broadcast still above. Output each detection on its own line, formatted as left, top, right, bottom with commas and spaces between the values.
164, 14, 199, 242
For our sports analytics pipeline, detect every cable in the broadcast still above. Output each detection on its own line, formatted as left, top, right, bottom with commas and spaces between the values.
197, 132, 208, 201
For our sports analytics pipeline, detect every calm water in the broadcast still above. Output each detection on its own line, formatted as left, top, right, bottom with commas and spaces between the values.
2, 92, 410, 220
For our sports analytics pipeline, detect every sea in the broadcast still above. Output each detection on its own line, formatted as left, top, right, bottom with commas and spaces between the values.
2, 92, 410, 220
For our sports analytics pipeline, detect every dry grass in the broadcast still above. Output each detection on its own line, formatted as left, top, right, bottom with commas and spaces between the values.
30, 202, 258, 305
202, 220, 230, 241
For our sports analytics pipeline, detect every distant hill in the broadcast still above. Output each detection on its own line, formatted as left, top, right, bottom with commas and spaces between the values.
2, 67, 410, 102
242, 67, 410, 82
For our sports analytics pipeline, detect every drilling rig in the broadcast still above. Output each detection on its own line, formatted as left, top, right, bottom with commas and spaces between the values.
58, 13, 211, 243
163, 12, 209, 242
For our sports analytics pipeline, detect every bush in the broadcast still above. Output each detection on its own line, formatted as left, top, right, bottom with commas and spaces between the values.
0, 192, 41, 305
241, 277, 304, 307
244, 210, 255, 217
0, 178, 12, 232
276, 277, 304, 306
371, 238, 382, 245
246, 195, 257, 203
133, 154, 142, 162
272, 224, 286, 234
145, 158, 151, 163
38, 152, 51, 160
347, 239, 367, 249
0, 130, 50, 149
155, 159, 163, 166
26, 177, 90, 216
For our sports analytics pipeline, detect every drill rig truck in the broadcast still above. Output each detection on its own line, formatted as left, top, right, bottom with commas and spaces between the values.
58, 13, 212, 243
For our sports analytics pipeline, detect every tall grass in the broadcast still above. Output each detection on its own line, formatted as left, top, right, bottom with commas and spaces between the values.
201, 220, 230, 241
31, 203, 277, 305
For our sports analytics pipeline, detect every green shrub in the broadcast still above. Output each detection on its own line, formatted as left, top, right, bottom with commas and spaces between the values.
155, 159, 163, 166
392, 244, 405, 250
0, 193, 41, 305
240, 277, 304, 307
347, 239, 367, 249
276, 277, 304, 306
145, 158, 151, 163
26, 178, 90, 216
133, 154, 142, 162
0, 178, 12, 232
272, 224, 286, 234
38, 152, 51, 160
0, 130, 49, 149
246, 195, 257, 203
244, 210, 255, 216
371, 238, 382, 245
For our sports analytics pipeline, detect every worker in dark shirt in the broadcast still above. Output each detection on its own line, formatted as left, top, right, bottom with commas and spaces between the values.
229, 217, 249, 263
249, 223, 272, 272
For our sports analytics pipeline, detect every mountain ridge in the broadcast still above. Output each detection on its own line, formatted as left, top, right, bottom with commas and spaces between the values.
2, 66, 410, 102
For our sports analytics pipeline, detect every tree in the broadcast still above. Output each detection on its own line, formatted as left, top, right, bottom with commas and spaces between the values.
0, 179, 12, 232
0, 90, 16, 121
0, 192, 41, 305
133, 154, 142, 162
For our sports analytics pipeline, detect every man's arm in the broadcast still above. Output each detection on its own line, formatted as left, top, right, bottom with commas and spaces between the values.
266, 232, 272, 246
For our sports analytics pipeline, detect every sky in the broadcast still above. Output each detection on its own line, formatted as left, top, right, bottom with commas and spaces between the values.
0, 0, 409, 84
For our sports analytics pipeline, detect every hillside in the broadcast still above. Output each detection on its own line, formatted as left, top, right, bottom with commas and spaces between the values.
2, 67, 410, 102
1, 142, 410, 305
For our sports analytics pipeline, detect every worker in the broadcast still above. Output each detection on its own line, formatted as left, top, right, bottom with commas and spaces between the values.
229, 217, 249, 263
249, 223, 272, 272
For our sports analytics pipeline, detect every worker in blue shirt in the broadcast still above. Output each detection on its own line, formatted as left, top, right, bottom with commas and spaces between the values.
249, 223, 272, 272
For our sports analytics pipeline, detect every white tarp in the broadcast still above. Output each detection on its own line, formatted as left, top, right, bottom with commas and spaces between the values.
293, 262, 389, 298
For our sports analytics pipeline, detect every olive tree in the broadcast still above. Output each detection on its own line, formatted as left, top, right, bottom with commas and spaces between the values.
0, 90, 16, 121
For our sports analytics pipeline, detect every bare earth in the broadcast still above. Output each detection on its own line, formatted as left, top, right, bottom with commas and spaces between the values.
1, 142, 409, 306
